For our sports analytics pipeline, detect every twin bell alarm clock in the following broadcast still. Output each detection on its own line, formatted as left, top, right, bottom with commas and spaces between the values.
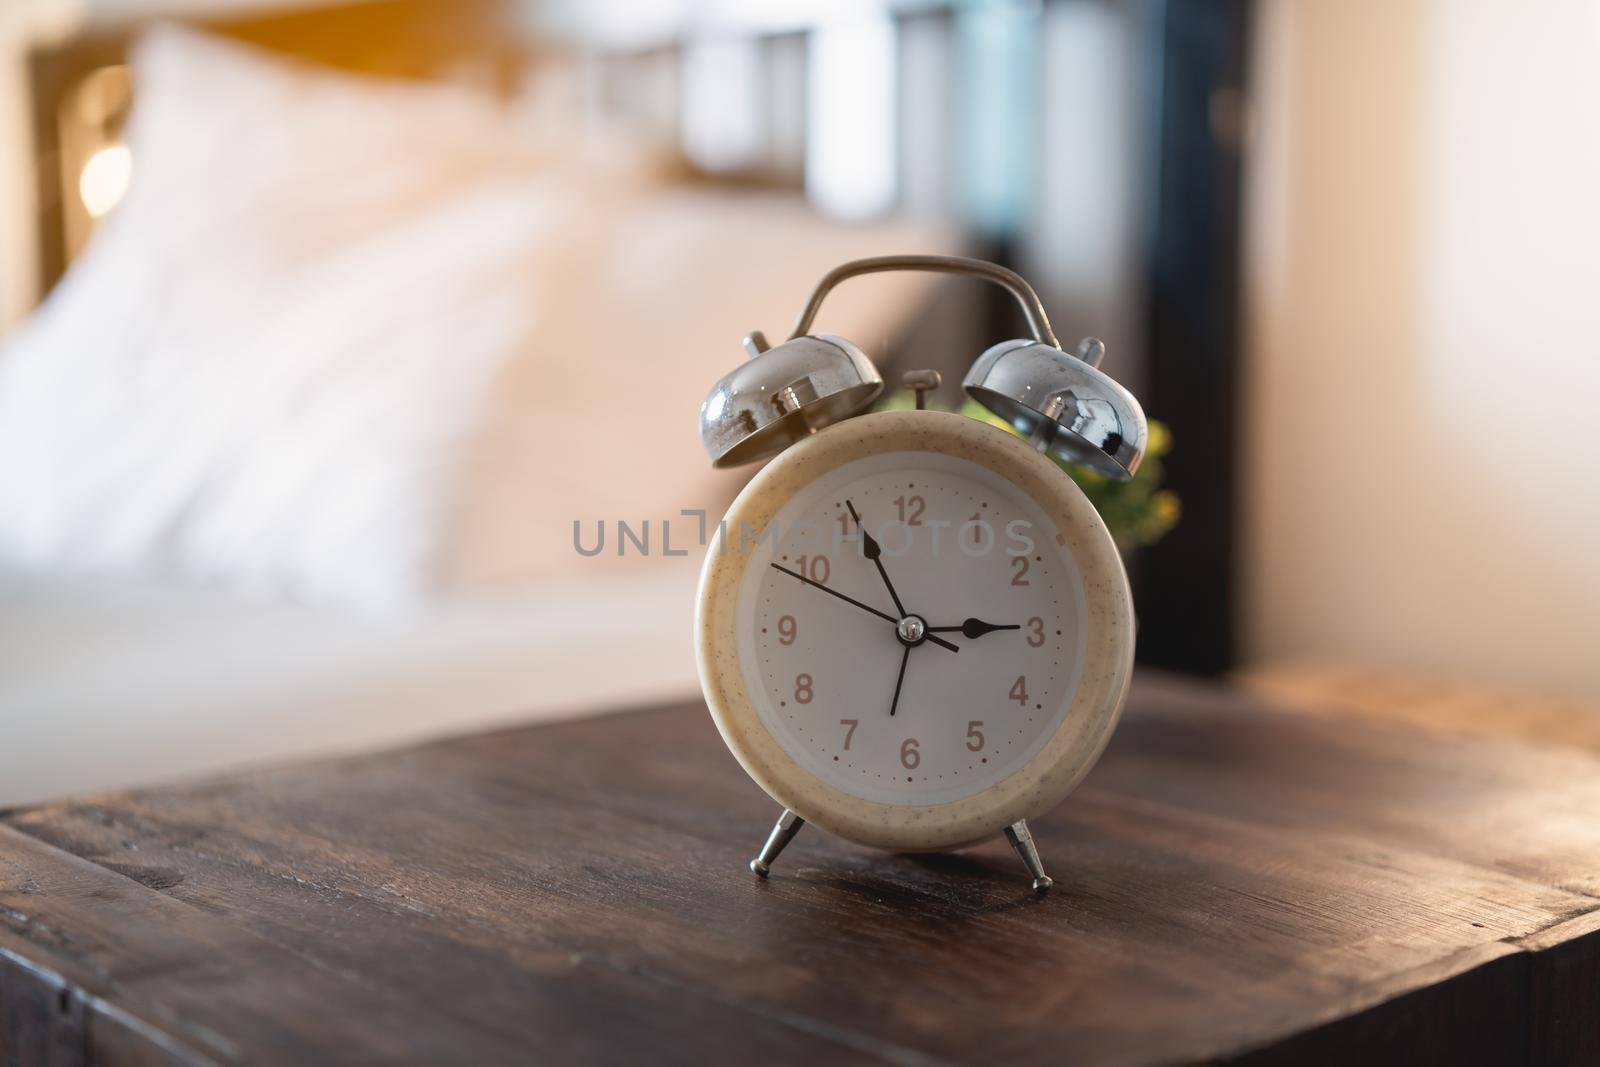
694, 255, 1146, 894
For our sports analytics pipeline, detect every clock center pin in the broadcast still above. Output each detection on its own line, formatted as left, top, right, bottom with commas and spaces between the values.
895, 615, 928, 647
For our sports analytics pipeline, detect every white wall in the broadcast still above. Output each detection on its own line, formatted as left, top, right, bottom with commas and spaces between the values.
1243, 0, 1600, 698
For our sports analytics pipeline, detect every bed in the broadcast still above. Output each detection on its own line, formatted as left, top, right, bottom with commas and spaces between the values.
0, 3, 958, 805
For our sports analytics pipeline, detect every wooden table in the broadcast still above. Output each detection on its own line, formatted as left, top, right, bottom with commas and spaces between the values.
3, 673, 1598, 1065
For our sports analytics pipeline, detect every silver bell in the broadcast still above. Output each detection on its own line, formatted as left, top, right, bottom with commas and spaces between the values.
964, 337, 1147, 480
699, 331, 883, 468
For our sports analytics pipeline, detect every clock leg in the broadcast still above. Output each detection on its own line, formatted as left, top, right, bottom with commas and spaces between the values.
1004, 820, 1054, 895
749, 808, 805, 878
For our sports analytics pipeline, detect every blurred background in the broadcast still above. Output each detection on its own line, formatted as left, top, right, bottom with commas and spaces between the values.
0, 0, 1596, 803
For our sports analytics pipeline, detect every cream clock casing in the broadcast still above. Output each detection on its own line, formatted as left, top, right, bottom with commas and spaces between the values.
695, 254, 1147, 894
696, 409, 1135, 858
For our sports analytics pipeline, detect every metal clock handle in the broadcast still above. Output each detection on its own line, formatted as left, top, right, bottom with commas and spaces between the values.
786, 254, 1062, 351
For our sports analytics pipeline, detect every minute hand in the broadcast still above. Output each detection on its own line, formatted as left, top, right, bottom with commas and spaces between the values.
769, 564, 959, 653
845, 499, 905, 616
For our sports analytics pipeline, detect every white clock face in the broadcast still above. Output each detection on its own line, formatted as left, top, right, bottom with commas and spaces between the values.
735, 451, 1089, 806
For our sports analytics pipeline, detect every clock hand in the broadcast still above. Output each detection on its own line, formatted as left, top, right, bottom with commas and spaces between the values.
888, 644, 910, 717
770, 563, 895, 622
844, 498, 905, 617
768, 563, 960, 652
917, 629, 960, 653
927, 618, 1023, 640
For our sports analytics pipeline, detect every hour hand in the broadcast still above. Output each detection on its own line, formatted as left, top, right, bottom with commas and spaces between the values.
928, 618, 1021, 640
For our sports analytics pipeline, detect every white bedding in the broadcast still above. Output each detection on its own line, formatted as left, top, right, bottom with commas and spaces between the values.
0, 560, 704, 806
0, 27, 951, 610
0, 28, 960, 805
0, 183, 952, 805
0, 192, 955, 807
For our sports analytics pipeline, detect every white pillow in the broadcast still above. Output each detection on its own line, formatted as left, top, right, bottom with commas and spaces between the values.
0, 27, 644, 609
0, 26, 951, 610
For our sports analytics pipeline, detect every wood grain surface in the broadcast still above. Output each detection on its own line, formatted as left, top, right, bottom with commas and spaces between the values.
3, 672, 1598, 1065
